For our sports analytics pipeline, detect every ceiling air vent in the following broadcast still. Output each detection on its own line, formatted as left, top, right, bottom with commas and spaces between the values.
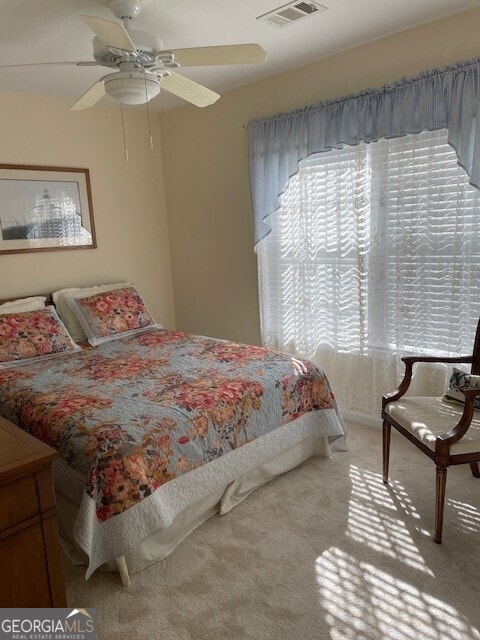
257, 1, 327, 28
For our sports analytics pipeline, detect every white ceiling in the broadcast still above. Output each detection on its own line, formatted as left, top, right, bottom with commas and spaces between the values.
1, 0, 480, 112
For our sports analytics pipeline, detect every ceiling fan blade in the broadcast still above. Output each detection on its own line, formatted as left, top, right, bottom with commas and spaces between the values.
170, 44, 266, 67
161, 72, 220, 107
70, 80, 105, 111
80, 15, 137, 54
0, 61, 99, 69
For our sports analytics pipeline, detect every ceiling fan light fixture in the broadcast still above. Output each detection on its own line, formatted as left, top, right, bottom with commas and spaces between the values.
104, 72, 159, 105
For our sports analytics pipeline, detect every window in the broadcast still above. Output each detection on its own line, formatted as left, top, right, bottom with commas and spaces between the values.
258, 129, 480, 361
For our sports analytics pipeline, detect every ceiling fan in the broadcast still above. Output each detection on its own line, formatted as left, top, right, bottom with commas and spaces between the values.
0, 0, 267, 111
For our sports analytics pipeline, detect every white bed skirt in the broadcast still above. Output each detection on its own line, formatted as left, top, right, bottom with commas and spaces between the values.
58, 435, 331, 584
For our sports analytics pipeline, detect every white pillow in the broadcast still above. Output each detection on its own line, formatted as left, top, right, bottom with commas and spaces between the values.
0, 296, 46, 314
52, 283, 130, 343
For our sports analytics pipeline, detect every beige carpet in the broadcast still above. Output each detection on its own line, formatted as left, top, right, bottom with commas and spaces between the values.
63, 422, 480, 640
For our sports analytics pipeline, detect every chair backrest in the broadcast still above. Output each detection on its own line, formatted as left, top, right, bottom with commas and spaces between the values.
471, 317, 480, 374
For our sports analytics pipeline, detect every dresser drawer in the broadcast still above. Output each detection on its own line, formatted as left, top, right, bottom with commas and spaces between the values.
0, 521, 52, 607
0, 474, 39, 531
0, 416, 66, 607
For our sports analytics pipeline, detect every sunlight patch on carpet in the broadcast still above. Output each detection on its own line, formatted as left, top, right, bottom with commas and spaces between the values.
315, 546, 480, 640
448, 498, 480, 536
346, 466, 431, 572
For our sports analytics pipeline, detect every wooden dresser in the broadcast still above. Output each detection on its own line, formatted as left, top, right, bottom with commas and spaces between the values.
0, 415, 67, 607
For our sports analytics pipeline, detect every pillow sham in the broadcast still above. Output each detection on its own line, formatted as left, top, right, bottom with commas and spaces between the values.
52, 283, 129, 342
0, 296, 46, 314
0, 307, 80, 368
443, 367, 480, 409
66, 286, 159, 346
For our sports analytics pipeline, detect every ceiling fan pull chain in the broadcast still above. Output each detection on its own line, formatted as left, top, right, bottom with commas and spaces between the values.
144, 75, 154, 150
121, 103, 129, 162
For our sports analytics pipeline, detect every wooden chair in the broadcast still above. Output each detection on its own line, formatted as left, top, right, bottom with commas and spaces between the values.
382, 318, 480, 543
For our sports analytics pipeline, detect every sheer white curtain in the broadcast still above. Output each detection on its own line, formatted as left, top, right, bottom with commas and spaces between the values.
257, 129, 480, 420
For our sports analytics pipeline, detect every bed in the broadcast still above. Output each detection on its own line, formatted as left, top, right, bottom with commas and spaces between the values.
0, 291, 346, 584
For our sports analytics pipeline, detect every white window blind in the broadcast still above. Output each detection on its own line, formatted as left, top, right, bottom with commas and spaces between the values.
258, 129, 480, 415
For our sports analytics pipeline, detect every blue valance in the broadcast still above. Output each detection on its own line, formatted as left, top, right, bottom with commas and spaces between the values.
248, 57, 480, 249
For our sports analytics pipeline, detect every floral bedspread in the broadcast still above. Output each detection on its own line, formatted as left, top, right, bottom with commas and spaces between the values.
0, 329, 336, 523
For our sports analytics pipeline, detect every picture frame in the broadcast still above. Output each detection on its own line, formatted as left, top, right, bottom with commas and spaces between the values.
0, 164, 96, 255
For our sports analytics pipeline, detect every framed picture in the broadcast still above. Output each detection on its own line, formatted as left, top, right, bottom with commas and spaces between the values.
0, 164, 96, 255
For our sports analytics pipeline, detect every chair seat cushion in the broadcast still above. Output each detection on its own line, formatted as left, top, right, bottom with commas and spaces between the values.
385, 397, 480, 455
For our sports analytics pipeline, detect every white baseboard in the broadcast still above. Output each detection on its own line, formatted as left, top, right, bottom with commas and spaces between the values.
340, 409, 382, 429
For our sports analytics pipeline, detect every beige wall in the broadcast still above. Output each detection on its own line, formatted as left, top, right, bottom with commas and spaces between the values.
0, 92, 175, 328
160, 7, 480, 346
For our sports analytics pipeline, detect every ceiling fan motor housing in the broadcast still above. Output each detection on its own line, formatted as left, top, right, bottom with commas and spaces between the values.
92, 30, 163, 67
108, 0, 143, 21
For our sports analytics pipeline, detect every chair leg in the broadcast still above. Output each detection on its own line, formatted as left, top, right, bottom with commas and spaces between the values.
382, 421, 391, 484
470, 462, 480, 478
434, 466, 448, 544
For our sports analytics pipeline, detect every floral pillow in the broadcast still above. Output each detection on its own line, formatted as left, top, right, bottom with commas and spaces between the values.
52, 283, 129, 343
0, 307, 80, 367
443, 367, 480, 409
66, 286, 159, 346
